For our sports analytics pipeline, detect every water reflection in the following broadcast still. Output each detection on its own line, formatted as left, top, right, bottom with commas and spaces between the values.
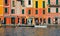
0, 27, 60, 36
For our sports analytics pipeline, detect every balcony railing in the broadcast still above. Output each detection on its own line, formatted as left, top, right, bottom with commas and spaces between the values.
48, 4, 60, 7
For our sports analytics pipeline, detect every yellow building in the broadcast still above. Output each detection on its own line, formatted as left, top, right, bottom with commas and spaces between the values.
33, 0, 43, 8
0, 0, 4, 21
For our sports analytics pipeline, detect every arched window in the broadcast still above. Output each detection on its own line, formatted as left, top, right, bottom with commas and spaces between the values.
22, 18, 25, 24
11, 17, 15, 24
55, 17, 58, 24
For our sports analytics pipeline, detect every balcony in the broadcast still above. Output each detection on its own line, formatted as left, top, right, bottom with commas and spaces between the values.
48, 4, 60, 7
17, 0, 22, 1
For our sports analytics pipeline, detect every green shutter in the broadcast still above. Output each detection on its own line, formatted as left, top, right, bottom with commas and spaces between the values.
56, 8, 58, 13
11, 9, 15, 14
36, 10, 38, 14
12, 1, 15, 7
36, 1, 38, 8
43, 1, 45, 8
4, 17, 6, 24
22, 9, 24, 14
48, 18, 51, 24
48, 8, 50, 13
5, 8, 8, 13
48, 0, 50, 5
56, 0, 58, 5
28, 10, 31, 14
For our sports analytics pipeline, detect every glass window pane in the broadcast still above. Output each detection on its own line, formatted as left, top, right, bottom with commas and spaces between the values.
28, 10, 31, 14
5, 8, 8, 13
43, 10, 45, 14
28, 0, 31, 5
36, 10, 38, 14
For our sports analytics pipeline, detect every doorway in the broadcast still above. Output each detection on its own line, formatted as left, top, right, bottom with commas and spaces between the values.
40, 18, 42, 24
55, 18, 58, 24
43, 19, 46, 24
11, 17, 15, 24
4, 17, 6, 24
48, 18, 51, 24
22, 18, 25, 24
35, 18, 39, 25
27, 18, 33, 25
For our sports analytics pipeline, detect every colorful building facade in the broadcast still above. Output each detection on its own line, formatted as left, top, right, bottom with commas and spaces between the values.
0, 0, 59, 25
46, 0, 60, 24
0, 0, 4, 23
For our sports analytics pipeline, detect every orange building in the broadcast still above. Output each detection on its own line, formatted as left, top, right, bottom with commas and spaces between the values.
1, 0, 58, 25
0, 0, 47, 25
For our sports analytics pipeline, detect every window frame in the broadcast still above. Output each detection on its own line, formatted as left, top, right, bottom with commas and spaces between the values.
28, 0, 31, 5
28, 10, 31, 14
11, 9, 15, 14
5, 8, 8, 13
48, 8, 50, 13
36, 1, 38, 8
36, 10, 38, 14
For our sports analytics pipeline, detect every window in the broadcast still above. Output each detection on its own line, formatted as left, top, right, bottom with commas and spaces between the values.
22, 9, 24, 14
55, 18, 58, 24
11, 9, 15, 14
43, 10, 45, 14
56, 8, 58, 13
36, 10, 38, 14
12, 1, 15, 7
5, 0, 8, 5
48, 0, 50, 4
48, 8, 50, 13
43, 19, 46, 24
21, 0, 22, 5
36, 1, 38, 8
28, 10, 31, 14
51, 8, 56, 13
21, 0, 24, 6
18, 18, 19, 23
35, 18, 39, 25
28, 0, 31, 5
5, 8, 8, 13
56, 0, 58, 5
11, 17, 15, 24
22, 18, 25, 24
48, 18, 51, 24
43, 1, 45, 8
40, 18, 42, 24
4, 17, 6, 24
